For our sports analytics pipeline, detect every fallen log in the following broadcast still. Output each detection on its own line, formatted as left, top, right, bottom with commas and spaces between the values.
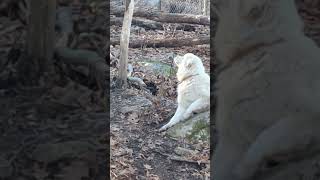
111, 6, 210, 25
110, 36, 209, 48
111, 17, 196, 31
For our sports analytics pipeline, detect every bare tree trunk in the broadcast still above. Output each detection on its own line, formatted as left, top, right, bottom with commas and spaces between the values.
206, 0, 210, 15
17, 0, 56, 85
117, 0, 134, 88
26, 0, 56, 76
202, 0, 207, 15
158, 0, 161, 11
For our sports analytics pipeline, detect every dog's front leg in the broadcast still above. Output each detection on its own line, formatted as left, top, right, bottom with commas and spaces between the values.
159, 106, 186, 131
183, 98, 209, 120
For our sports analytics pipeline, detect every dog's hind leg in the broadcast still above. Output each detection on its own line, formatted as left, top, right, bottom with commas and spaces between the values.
183, 98, 210, 120
234, 116, 320, 180
159, 106, 186, 131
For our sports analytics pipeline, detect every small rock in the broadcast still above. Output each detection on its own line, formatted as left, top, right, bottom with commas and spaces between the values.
167, 111, 210, 141
140, 27, 146, 33
174, 147, 198, 156
137, 61, 176, 78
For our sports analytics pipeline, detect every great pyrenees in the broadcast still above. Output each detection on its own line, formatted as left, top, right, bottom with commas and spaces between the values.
159, 53, 210, 131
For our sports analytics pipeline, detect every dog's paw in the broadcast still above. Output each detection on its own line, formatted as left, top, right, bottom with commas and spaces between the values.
159, 124, 170, 132
159, 116, 182, 132
159, 121, 175, 131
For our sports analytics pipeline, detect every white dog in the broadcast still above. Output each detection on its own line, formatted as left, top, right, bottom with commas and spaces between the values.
159, 53, 210, 131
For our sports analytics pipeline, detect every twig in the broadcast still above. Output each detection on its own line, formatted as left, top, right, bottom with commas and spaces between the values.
170, 156, 209, 165
111, 170, 118, 178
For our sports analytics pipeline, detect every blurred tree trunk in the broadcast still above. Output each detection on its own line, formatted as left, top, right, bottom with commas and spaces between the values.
22, 0, 56, 84
158, 0, 161, 11
202, 0, 207, 15
117, 0, 134, 88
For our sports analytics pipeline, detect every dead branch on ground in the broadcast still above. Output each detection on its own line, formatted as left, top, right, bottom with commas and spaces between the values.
111, 6, 210, 25
110, 35, 209, 48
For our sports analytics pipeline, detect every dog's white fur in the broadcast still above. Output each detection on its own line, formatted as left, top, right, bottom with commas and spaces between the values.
213, 0, 320, 180
159, 53, 210, 131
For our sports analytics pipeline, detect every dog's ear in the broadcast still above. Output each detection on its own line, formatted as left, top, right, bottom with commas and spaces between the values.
185, 60, 194, 69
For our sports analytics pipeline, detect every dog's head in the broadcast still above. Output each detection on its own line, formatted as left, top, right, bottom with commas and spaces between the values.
174, 53, 205, 82
214, 0, 303, 64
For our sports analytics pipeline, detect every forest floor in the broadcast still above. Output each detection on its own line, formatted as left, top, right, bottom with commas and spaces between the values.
110, 17, 211, 179
0, 0, 108, 179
